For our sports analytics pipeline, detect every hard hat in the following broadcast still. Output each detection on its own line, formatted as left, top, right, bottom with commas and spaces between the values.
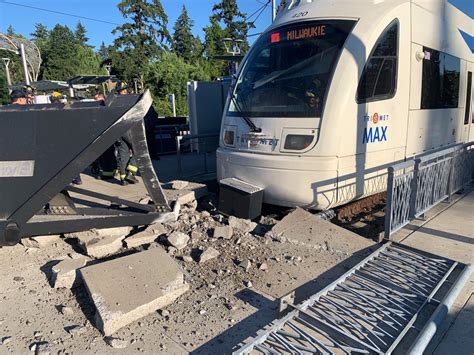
115, 81, 129, 93
49, 91, 63, 102
10, 89, 26, 100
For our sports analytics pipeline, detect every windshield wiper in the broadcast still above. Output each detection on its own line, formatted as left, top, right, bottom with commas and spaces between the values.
230, 89, 261, 133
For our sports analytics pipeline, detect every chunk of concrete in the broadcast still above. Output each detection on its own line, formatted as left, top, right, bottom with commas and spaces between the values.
51, 257, 89, 289
125, 224, 167, 248
213, 225, 233, 239
163, 182, 209, 205
228, 216, 257, 234
73, 230, 125, 258
21, 235, 61, 248
92, 227, 132, 238
271, 208, 373, 254
167, 232, 189, 250
171, 180, 189, 190
80, 247, 189, 335
199, 247, 220, 263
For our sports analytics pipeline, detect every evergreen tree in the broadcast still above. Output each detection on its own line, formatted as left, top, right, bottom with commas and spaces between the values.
98, 42, 110, 61
30, 23, 49, 42
74, 21, 89, 45
6, 25, 15, 36
172, 5, 194, 61
112, 0, 170, 82
41, 25, 81, 80
203, 17, 227, 78
0, 69, 10, 105
211, 0, 250, 50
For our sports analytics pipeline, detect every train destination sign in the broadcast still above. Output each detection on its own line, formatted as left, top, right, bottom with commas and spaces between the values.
287, 25, 326, 41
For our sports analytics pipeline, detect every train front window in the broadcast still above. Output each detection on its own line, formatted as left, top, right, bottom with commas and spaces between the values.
230, 20, 356, 118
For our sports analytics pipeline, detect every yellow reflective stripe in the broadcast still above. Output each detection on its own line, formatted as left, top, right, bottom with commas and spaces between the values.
127, 165, 138, 173
102, 171, 115, 177
120, 174, 127, 180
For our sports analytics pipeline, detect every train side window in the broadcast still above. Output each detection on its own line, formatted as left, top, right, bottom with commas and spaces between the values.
464, 71, 472, 125
357, 20, 398, 103
421, 48, 460, 109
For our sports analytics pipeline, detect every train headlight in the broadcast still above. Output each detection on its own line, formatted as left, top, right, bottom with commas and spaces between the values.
283, 134, 314, 150
223, 126, 236, 146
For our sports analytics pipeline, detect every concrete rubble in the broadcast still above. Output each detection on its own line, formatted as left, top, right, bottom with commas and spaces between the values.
51, 256, 89, 289
228, 216, 257, 234
213, 225, 233, 239
163, 181, 209, 205
198, 247, 220, 263
21, 235, 61, 248
67, 228, 132, 258
80, 247, 189, 336
167, 232, 190, 250
124, 223, 167, 248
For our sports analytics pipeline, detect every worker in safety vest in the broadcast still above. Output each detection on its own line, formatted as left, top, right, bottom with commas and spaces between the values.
115, 81, 139, 186
49, 91, 63, 103
10, 89, 27, 105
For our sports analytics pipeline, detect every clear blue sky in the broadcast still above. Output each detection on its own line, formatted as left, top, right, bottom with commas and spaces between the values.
0, 0, 272, 49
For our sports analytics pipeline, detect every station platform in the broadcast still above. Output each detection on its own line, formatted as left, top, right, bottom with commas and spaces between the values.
393, 190, 474, 354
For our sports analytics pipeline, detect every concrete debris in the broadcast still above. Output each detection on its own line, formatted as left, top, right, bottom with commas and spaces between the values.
51, 257, 89, 289
182, 256, 194, 263
213, 226, 233, 240
29, 341, 49, 354
80, 247, 189, 335
258, 262, 268, 271
21, 235, 61, 248
159, 309, 170, 317
67, 325, 87, 336
72, 230, 125, 259
60, 306, 74, 316
105, 337, 128, 349
34, 331, 42, 338
163, 181, 209, 205
125, 223, 166, 248
167, 232, 190, 250
171, 180, 189, 190
191, 231, 201, 240
1, 336, 12, 345
138, 196, 152, 205
199, 247, 220, 263
92, 227, 132, 238
270, 208, 373, 254
228, 216, 257, 234
244, 280, 253, 288
239, 259, 252, 272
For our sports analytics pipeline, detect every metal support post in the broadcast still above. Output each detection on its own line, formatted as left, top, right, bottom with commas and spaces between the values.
272, 0, 277, 21
19, 44, 30, 86
169, 93, 177, 117
1, 58, 12, 91
409, 158, 420, 218
384, 166, 395, 240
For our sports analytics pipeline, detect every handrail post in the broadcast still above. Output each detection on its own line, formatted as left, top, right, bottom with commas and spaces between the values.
384, 166, 395, 240
409, 158, 420, 219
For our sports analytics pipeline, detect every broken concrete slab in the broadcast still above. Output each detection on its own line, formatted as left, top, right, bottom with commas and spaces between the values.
51, 257, 89, 289
92, 227, 132, 238
125, 224, 167, 249
80, 247, 189, 336
171, 180, 189, 190
228, 216, 257, 234
163, 181, 209, 205
270, 208, 373, 254
21, 235, 61, 248
73, 230, 125, 258
167, 232, 190, 250
199, 247, 220, 263
213, 226, 233, 240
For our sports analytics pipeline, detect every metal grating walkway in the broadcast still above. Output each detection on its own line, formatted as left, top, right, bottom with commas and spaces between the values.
235, 242, 462, 355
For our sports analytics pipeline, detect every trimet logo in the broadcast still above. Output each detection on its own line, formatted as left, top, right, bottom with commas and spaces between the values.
362, 113, 388, 144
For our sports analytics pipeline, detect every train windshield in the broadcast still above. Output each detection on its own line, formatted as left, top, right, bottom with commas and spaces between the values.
229, 20, 355, 118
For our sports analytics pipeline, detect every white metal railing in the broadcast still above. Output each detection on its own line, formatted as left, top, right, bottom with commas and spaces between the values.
385, 142, 474, 239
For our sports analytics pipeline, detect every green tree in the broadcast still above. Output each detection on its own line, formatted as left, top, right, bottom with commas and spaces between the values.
98, 42, 110, 61
0, 69, 10, 105
40, 25, 81, 80
212, 0, 251, 50
30, 23, 49, 42
172, 5, 194, 61
203, 17, 227, 78
74, 21, 89, 46
112, 0, 170, 83
6, 25, 15, 36
76, 46, 107, 75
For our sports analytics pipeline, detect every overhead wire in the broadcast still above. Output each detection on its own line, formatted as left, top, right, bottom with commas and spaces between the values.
0, 0, 120, 26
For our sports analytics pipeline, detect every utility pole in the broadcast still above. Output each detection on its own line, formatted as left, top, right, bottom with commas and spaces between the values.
272, 0, 277, 21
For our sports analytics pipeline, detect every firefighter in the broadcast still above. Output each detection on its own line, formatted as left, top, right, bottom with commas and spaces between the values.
10, 89, 27, 105
49, 91, 63, 103
115, 81, 139, 186
93, 93, 118, 180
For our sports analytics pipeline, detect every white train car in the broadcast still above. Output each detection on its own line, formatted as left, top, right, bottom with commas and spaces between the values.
217, 0, 474, 209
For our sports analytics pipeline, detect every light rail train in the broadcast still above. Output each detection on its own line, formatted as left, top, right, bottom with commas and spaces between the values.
217, 0, 474, 209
